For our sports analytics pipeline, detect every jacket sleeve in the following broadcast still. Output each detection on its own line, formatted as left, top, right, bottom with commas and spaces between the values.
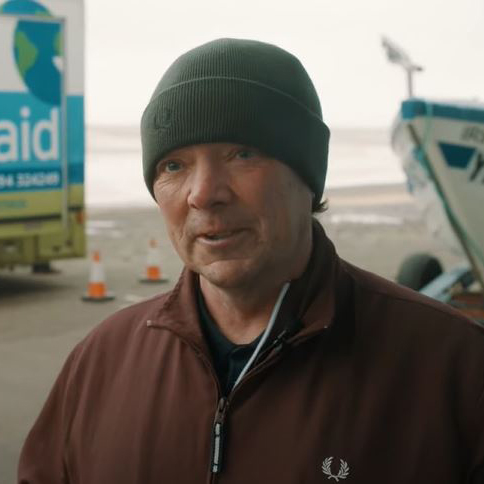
18, 344, 82, 484
469, 387, 484, 483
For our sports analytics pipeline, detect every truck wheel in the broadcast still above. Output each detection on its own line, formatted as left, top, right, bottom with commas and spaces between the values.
396, 253, 443, 291
32, 262, 59, 274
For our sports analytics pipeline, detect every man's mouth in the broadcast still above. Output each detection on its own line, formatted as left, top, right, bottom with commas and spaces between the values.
203, 231, 237, 240
196, 229, 247, 245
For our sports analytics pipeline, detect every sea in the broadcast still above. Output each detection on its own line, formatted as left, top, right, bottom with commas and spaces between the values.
85, 126, 405, 208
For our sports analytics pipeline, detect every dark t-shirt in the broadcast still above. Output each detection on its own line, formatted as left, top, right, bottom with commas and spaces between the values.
197, 289, 262, 395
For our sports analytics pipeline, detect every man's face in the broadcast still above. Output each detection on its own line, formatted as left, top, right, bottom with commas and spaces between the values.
153, 143, 313, 290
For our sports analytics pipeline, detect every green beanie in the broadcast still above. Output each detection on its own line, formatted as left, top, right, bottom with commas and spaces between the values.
141, 38, 330, 204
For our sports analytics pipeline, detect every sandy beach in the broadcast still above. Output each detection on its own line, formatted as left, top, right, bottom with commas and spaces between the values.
0, 183, 466, 483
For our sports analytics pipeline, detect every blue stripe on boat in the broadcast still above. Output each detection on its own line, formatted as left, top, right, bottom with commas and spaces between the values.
401, 99, 484, 123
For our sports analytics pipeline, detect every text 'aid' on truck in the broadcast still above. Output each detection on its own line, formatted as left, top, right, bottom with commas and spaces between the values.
0, 0, 85, 271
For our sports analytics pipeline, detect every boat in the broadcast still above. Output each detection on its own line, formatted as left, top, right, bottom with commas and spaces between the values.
383, 38, 484, 324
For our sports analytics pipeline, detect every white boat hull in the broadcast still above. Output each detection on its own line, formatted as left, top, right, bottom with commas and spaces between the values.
391, 99, 484, 287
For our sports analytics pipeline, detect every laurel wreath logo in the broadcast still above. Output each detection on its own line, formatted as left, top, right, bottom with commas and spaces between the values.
322, 457, 350, 481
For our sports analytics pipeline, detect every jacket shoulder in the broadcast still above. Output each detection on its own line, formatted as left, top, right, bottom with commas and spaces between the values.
338, 259, 484, 455
77, 289, 173, 352
341, 258, 484, 337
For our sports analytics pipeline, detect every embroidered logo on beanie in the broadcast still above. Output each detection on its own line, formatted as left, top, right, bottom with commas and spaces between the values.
156, 107, 172, 130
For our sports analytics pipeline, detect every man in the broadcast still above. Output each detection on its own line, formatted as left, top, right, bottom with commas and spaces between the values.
19, 39, 484, 483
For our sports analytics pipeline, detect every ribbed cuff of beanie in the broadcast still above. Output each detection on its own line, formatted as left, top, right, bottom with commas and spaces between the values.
141, 77, 330, 202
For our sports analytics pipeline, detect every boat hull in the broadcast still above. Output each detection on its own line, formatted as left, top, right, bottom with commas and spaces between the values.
391, 99, 484, 287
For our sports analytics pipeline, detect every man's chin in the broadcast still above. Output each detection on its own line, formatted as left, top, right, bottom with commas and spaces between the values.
196, 260, 259, 290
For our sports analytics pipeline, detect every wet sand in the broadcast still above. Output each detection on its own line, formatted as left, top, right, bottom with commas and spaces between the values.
0, 183, 466, 483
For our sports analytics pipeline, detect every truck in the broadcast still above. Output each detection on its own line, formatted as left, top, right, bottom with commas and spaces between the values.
0, 0, 85, 271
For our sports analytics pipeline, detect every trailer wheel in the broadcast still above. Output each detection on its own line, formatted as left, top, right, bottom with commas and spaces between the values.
396, 253, 443, 291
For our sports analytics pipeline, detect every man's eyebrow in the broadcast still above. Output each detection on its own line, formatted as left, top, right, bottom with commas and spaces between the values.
158, 144, 260, 163
160, 150, 185, 160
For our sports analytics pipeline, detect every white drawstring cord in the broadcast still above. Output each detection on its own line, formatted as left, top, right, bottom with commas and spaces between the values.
231, 281, 291, 390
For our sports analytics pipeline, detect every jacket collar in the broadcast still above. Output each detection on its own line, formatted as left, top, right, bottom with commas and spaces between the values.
149, 219, 353, 349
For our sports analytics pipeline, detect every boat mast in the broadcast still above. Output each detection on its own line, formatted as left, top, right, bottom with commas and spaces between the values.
382, 36, 423, 98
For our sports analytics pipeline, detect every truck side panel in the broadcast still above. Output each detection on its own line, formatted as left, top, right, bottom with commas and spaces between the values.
0, 0, 85, 269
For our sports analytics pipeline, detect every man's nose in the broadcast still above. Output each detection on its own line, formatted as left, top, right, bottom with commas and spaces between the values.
187, 159, 233, 210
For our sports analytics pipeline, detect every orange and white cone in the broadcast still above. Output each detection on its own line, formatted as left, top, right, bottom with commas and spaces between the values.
139, 238, 168, 284
82, 250, 115, 301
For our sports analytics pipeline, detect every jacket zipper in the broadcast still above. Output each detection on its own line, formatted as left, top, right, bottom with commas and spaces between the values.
146, 326, 226, 480
210, 396, 228, 474
209, 329, 295, 477
152, 324, 328, 480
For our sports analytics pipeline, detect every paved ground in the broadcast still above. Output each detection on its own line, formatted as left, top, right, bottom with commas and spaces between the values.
0, 184, 465, 483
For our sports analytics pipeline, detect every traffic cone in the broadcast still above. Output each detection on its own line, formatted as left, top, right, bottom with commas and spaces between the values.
139, 238, 168, 284
82, 250, 115, 302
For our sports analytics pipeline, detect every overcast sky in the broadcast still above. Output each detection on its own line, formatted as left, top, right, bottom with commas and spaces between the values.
84, 0, 484, 128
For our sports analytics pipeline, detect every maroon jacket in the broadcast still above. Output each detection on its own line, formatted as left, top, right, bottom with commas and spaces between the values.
18, 222, 484, 483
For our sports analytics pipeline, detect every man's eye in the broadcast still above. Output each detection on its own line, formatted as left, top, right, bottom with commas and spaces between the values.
235, 149, 258, 160
163, 160, 182, 173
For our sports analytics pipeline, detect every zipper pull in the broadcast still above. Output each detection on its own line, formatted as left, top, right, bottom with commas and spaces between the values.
269, 321, 301, 355
271, 329, 289, 353
210, 397, 228, 474
254, 329, 290, 365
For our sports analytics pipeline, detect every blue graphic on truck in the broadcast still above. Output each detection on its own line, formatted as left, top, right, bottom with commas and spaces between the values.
0, 0, 85, 269
1, 0, 62, 105
0, 92, 62, 191
0, 0, 84, 194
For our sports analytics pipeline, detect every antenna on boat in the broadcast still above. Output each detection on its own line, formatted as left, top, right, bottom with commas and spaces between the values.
381, 36, 423, 98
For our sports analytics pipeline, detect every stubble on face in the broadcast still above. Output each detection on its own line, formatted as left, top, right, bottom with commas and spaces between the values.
153, 143, 314, 294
